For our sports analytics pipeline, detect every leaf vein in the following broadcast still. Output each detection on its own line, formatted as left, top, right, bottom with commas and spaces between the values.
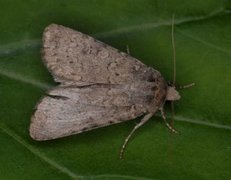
0, 68, 51, 89
0, 124, 82, 179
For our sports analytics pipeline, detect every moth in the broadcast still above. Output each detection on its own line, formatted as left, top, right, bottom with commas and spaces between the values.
30, 19, 193, 158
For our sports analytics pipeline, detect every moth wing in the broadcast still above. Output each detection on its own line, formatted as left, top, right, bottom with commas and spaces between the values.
30, 83, 157, 140
42, 24, 159, 85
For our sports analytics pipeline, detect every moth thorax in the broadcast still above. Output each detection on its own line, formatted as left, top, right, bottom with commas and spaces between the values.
166, 86, 180, 101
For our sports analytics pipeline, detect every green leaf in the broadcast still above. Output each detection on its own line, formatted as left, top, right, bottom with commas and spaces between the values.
0, 0, 231, 179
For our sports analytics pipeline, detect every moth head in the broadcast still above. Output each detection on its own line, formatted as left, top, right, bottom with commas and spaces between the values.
166, 85, 180, 101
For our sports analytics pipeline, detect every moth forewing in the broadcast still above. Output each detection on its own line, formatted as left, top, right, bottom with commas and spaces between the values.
30, 81, 165, 140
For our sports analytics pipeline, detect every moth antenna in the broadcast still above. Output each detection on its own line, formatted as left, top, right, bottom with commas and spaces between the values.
171, 14, 176, 86
171, 14, 176, 127
120, 113, 153, 159
178, 83, 195, 89
171, 14, 195, 91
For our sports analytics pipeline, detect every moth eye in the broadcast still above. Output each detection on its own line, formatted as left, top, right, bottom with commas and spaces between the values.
115, 73, 120, 76
167, 81, 173, 86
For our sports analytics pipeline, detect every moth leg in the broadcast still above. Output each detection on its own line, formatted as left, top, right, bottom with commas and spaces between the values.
177, 83, 195, 90
120, 113, 153, 159
159, 107, 178, 134
126, 45, 130, 55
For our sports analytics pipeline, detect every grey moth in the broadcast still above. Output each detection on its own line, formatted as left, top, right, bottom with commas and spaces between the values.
30, 23, 187, 158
